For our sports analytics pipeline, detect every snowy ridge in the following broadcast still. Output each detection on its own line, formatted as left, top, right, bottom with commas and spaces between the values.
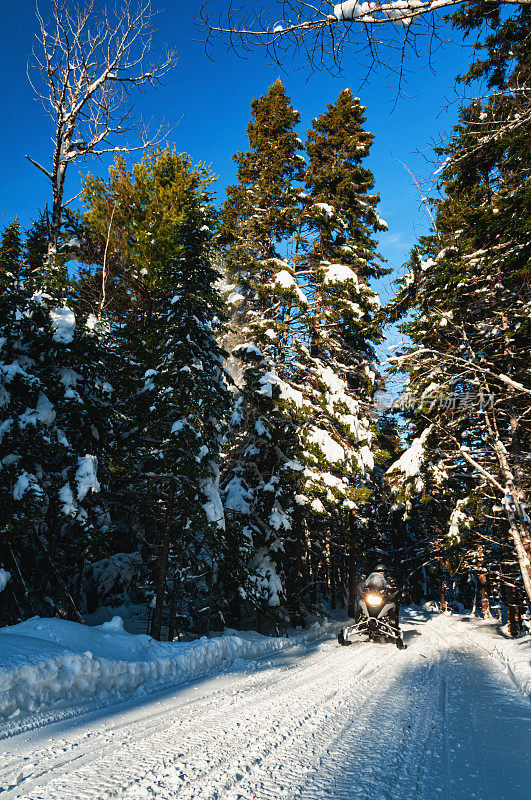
0, 615, 343, 720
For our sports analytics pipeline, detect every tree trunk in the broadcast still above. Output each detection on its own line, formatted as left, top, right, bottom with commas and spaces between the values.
440, 563, 448, 613
481, 412, 531, 604
347, 514, 357, 618
149, 480, 176, 640
286, 507, 305, 614
310, 286, 321, 358
330, 547, 336, 610
167, 578, 178, 641
49, 157, 67, 257
477, 571, 491, 619
462, 397, 531, 605
310, 546, 318, 605
477, 545, 491, 619
492, 571, 503, 622
339, 551, 346, 609
506, 514, 531, 605
34, 530, 84, 623
506, 584, 521, 637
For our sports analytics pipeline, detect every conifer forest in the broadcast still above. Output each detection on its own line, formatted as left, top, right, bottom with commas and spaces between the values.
0, 4, 530, 799
0, 0, 529, 645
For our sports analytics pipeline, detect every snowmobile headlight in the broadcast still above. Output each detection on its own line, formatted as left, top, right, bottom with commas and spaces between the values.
365, 592, 383, 607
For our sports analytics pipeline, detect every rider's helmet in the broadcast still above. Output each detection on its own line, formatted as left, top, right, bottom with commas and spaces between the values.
374, 563, 386, 572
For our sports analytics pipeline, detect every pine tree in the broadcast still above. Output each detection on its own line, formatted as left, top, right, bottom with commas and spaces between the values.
82, 148, 232, 638
386, 7, 531, 612
219, 84, 392, 626
289, 90, 390, 612
0, 219, 114, 623
219, 81, 308, 625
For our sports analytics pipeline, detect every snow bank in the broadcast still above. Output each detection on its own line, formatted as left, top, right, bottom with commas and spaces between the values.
0, 615, 342, 719
454, 617, 531, 701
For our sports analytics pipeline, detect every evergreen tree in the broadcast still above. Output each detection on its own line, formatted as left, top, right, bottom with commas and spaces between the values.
0, 219, 114, 623
294, 89, 388, 508
219, 84, 391, 626
82, 148, 232, 638
387, 6, 531, 613
289, 91, 390, 613
219, 81, 308, 625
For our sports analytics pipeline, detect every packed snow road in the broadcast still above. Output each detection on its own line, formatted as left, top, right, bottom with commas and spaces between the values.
1, 611, 529, 800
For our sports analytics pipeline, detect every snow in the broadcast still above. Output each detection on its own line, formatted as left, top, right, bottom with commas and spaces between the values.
313, 202, 335, 216
248, 548, 284, 606
0, 611, 529, 799
447, 497, 473, 544
255, 417, 268, 435
259, 371, 304, 408
269, 503, 291, 531
308, 427, 345, 463
49, 306, 76, 344
59, 483, 76, 516
0, 613, 342, 720
75, 455, 100, 501
386, 425, 433, 483
459, 615, 531, 700
171, 419, 188, 435
322, 263, 359, 286
273, 270, 308, 305
13, 471, 40, 501
311, 497, 326, 513
227, 291, 245, 304
201, 468, 225, 529
85, 313, 100, 333
0, 568, 11, 592
19, 392, 56, 427
334, 2, 365, 21
233, 343, 263, 358
57, 367, 81, 387
224, 476, 252, 514
357, 444, 375, 471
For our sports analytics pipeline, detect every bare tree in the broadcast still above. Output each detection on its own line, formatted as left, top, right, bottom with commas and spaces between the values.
27, 0, 178, 254
199, 1, 529, 74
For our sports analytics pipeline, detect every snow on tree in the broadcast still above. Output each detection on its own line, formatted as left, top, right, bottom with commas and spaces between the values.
0, 219, 114, 622
289, 90, 390, 612
218, 83, 390, 625
386, 7, 531, 612
82, 148, 232, 638
218, 81, 308, 623
200, 0, 528, 74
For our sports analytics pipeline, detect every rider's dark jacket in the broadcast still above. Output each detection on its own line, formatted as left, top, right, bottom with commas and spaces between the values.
361, 570, 397, 595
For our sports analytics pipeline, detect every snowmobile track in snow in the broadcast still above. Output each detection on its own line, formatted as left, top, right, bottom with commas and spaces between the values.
0, 613, 529, 800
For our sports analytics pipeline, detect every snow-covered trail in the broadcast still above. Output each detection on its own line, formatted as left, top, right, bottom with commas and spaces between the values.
1, 613, 529, 800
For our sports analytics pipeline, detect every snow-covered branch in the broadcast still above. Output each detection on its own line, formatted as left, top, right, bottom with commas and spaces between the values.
199, 0, 530, 72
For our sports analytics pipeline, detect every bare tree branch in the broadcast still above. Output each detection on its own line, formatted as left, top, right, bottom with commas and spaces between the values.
198, 1, 530, 73
27, 0, 178, 254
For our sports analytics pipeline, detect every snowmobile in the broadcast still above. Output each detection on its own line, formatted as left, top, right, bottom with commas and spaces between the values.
338, 585, 406, 649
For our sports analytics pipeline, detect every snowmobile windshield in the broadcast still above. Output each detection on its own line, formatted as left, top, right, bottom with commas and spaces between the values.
365, 572, 388, 591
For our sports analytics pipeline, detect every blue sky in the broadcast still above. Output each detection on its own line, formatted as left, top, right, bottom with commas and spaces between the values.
0, 1, 472, 370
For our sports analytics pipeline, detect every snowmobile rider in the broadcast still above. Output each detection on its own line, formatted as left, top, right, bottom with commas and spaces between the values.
359, 564, 402, 637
